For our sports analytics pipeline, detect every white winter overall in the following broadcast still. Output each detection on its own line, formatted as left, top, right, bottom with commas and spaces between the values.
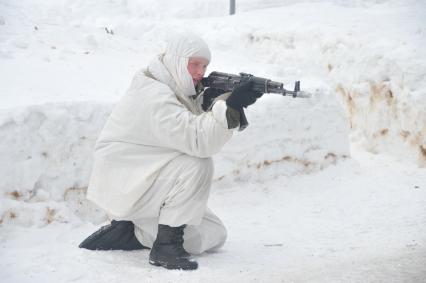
87, 34, 235, 254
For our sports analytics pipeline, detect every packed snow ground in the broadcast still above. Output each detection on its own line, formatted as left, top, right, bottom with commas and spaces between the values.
2, 147, 426, 282
1, 0, 426, 282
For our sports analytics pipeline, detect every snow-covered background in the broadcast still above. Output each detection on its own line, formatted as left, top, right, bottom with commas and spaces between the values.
1, 0, 425, 282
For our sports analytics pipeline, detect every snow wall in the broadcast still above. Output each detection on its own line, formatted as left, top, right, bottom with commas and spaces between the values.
0, 94, 349, 227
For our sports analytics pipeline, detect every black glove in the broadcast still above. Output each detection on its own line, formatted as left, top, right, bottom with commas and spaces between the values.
226, 80, 263, 110
202, 88, 226, 111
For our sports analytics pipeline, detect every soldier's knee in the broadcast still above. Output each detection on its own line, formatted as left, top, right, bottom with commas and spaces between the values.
215, 224, 227, 249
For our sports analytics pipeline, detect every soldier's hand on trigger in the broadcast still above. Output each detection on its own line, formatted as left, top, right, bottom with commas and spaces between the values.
202, 88, 226, 111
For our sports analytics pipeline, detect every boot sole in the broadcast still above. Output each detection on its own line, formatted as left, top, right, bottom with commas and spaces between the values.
149, 259, 198, 270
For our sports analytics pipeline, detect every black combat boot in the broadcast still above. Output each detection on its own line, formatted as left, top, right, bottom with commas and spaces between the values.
149, 224, 198, 270
79, 220, 148, 251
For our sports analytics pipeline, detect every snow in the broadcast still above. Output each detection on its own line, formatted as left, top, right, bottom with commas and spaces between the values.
2, 148, 425, 282
1, 0, 425, 282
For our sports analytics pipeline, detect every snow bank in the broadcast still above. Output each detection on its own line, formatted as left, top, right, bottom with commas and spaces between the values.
0, 93, 349, 227
332, 46, 426, 167
207, 1, 426, 166
215, 87, 350, 181
0, 103, 111, 227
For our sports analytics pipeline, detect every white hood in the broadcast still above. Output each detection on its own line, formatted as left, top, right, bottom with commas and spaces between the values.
148, 33, 211, 98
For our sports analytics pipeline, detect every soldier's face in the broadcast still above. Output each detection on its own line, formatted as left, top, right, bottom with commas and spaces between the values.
187, 57, 209, 86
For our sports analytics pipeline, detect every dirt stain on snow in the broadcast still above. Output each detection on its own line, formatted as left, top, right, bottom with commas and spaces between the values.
44, 207, 56, 224
7, 190, 22, 200
0, 210, 17, 224
336, 81, 426, 167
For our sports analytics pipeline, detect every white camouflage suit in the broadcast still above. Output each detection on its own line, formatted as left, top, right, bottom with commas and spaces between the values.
87, 34, 235, 254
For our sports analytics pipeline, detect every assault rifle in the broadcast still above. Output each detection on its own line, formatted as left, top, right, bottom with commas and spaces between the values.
201, 71, 311, 130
